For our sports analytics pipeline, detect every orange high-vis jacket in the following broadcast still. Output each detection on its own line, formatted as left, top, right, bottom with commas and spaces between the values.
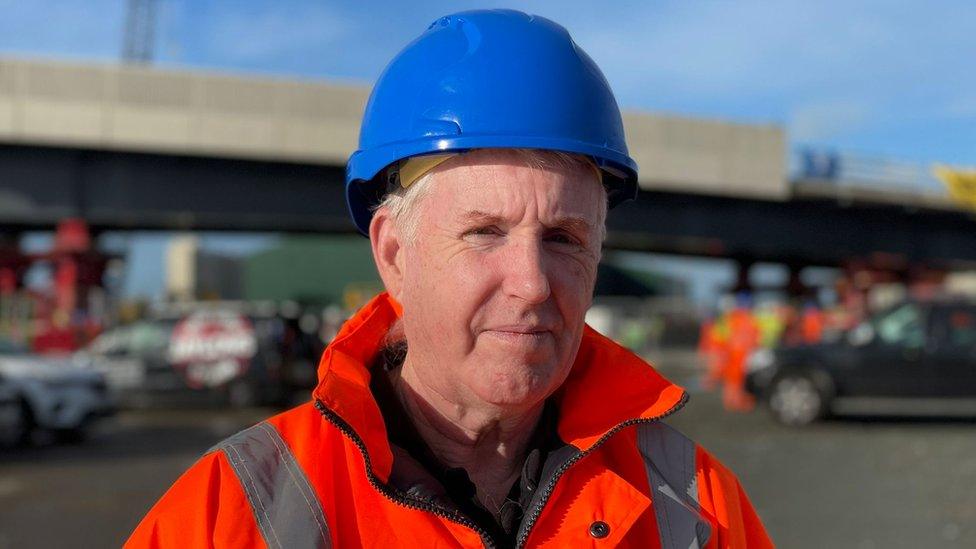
127, 293, 773, 548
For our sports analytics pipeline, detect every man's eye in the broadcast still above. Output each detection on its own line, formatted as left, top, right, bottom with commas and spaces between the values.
546, 232, 580, 246
464, 226, 501, 238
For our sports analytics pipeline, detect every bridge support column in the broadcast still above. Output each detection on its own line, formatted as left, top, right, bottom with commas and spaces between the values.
731, 259, 755, 294
786, 264, 810, 299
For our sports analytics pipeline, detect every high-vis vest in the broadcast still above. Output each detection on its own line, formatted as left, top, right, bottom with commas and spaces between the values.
127, 293, 772, 548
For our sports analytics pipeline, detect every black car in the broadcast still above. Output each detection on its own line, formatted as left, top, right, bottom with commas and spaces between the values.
746, 298, 976, 425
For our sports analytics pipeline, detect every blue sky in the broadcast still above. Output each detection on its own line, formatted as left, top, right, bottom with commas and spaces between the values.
3, 1, 975, 298
2, 0, 973, 164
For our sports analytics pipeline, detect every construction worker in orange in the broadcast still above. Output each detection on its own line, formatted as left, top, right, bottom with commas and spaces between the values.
800, 301, 826, 344
697, 313, 727, 391
723, 293, 761, 411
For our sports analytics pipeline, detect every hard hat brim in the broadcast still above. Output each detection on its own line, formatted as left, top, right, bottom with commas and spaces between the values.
346, 135, 638, 235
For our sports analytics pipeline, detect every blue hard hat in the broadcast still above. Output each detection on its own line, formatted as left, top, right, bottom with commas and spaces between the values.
345, 9, 638, 235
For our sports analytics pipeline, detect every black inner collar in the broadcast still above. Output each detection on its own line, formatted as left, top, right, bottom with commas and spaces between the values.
370, 345, 563, 548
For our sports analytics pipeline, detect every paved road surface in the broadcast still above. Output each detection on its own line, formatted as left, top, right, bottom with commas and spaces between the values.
1, 379, 974, 547
659, 355, 976, 548
0, 407, 272, 549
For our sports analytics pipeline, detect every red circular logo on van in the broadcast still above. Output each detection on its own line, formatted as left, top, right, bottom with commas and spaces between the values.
168, 311, 257, 389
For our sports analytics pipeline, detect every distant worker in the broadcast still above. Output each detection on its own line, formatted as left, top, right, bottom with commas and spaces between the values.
754, 302, 787, 349
781, 300, 825, 347
127, 10, 771, 548
799, 301, 826, 344
722, 294, 761, 411
698, 313, 728, 391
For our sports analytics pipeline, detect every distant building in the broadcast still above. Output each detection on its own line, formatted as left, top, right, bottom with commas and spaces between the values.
242, 236, 381, 307
165, 236, 244, 301
595, 260, 688, 298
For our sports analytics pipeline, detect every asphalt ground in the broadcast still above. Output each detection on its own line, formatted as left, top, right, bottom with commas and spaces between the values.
659, 354, 976, 549
0, 406, 274, 549
1, 363, 974, 548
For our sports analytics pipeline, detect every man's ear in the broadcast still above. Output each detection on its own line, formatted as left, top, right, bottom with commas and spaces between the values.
370, 208, 404, 301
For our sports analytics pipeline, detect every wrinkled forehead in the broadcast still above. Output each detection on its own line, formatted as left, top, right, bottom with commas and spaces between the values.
425, 149, 606, 222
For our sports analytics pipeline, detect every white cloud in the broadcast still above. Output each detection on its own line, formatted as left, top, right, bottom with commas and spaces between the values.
204, 4, 352, 64
946, 96, 976, 117
788, 98, 877, 142
0, 0, 124, 60
560, 1, 976, 115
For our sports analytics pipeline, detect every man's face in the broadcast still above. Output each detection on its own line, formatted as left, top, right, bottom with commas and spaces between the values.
390, 150, 604, 410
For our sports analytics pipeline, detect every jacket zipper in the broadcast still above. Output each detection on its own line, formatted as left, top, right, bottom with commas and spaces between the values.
317, 391, 688, 549
513, 392, 689, 548
314, 399, 498, 548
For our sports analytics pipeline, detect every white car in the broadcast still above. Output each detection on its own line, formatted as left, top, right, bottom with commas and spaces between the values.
0, 341, 114, 444
0, 375, 25, 447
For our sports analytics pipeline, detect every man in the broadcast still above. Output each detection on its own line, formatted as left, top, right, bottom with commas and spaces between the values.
128, 9, 771, 548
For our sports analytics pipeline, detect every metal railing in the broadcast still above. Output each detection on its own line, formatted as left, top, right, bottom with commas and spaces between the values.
791, 147, 951, 205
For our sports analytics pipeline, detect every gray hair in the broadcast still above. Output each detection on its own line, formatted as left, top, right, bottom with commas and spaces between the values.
374, 149, 608, 244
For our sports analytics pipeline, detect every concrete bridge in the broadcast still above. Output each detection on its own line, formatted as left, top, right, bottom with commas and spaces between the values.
0, 57, 972, 269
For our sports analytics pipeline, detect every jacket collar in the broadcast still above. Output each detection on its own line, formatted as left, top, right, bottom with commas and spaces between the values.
313, 292, 687, 482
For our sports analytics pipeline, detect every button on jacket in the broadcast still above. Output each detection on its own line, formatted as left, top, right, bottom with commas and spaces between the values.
127, 293, 773, 548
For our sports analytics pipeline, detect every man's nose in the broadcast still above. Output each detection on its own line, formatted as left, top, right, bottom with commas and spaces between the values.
502, 238, 551, 304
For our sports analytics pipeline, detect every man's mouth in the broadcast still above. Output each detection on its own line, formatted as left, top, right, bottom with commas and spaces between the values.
482, 325, 555, 346
487, 324, 552, 335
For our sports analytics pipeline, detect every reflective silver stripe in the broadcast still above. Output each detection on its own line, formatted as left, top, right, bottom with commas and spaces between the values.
210, 422, 332, 549
636, 422, 712, 549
